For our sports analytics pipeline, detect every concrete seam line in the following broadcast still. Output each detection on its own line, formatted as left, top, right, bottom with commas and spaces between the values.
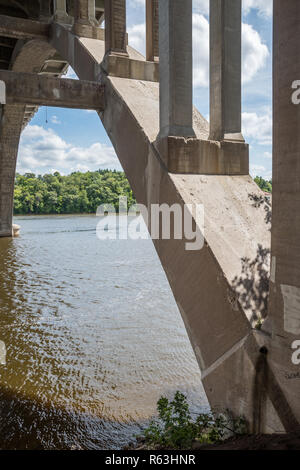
201, 334, 249, 380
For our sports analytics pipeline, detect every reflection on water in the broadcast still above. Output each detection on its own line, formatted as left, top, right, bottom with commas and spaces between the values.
0, 215, 208, 449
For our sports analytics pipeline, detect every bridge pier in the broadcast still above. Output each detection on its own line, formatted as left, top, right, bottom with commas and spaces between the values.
266, 0, 300, 430
0, 104, 25, 237
209, 0, 244, 142
158, 0, 195, 139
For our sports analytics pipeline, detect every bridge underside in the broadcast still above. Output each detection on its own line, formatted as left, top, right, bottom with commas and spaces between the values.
0, 0, 299, 436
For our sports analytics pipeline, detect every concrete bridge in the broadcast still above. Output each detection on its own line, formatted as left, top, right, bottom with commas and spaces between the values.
0, 0, 299, 434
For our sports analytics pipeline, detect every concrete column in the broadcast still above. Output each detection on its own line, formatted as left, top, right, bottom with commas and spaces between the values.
39, 0, 53, 21
104, 0, 128, 56
209, 0, 244, 142
73, 0, 103, 38
146, 0, 159, 62
269, 1, 300, 339
74, 0, 98, 26
53, 0, 72, 25
158, 0, 195, 139
0, 104, 24, 238
261, 0, 300, 432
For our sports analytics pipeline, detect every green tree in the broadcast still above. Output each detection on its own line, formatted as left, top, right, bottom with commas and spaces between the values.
14, 170, 136, 215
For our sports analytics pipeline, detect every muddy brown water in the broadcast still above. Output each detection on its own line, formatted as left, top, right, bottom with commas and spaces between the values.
0, 215, 208, 449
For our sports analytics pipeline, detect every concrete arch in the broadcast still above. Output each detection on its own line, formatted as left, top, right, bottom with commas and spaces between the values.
0, 38, 62, 236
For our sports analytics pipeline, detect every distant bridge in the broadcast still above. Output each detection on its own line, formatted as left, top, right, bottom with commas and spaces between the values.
0, 0, 299, 434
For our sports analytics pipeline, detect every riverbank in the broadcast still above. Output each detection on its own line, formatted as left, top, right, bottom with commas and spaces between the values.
126, 433, 300, 451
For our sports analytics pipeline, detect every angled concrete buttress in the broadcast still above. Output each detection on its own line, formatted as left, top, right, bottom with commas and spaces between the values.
49, 19, 279, 431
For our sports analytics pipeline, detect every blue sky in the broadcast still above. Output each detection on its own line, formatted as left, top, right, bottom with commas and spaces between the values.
17, 0, 273, 180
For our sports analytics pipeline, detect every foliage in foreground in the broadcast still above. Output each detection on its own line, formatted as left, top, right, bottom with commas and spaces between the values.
14, 170, 135, 215
142, 391, 247, 450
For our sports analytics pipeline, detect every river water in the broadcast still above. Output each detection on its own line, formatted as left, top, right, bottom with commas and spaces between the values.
0, 215, 208, 450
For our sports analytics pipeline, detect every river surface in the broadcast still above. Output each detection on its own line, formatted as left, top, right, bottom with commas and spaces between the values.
0, 215, 208, 450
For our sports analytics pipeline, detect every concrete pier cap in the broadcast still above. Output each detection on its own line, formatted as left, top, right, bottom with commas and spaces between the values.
155, 0, 248, 175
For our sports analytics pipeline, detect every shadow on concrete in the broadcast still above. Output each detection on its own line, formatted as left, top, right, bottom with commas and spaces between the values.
252, 347, 269, 433
248, 193, 272, 228
231, 245, 270, 323
252, 348, 300, 434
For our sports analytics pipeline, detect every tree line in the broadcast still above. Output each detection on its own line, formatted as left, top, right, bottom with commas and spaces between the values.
13, 171, 272, 215
254, 176, 272, 193
14, 170, 135, 215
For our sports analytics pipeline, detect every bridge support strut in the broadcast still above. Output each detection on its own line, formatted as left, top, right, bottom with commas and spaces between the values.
158, 0, 195, 140
209, 0, 244, 142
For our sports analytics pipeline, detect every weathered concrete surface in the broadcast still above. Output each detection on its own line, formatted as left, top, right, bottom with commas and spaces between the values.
50, 26, 277, 431
0, 14, 50, 40
101, 53, 159, 82
0, 70, 105, 110
104, 0, 128, 56
0, 103, 25, 237
267, 0, 300, 431
155, 136, 249, 174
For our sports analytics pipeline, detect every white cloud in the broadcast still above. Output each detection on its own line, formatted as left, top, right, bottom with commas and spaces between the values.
193, 15, 269, 87
193, 0, 273, 18
250, 164, 271, 179
193, 0, 209, 16
193, 14, 210, 87
242, 23, 269, 83
243, 0, 273, 18
128, 23, 146, 56
51, 115, 61, 125
242, 108, 272, 146
127, 7, 268, 88
263, 151, 272, 159
251, 164, 266, 172
128, 15, 268, 88
17, 125, 121, 175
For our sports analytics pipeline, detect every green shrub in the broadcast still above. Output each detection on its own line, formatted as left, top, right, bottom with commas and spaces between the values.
142, 391, 247, 449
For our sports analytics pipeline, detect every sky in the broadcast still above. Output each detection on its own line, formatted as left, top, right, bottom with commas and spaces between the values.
17, 0, 273, 180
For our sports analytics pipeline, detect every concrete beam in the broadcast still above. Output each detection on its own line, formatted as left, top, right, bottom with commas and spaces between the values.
146, 0, 159, 62
101, 54, 159, 82
209, 0, 244, 142
0, 70, 105, 110
0, 15, 49, 40
155, 137, 249, 175
158, 0, 195, 139
104, 0, 128, 56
